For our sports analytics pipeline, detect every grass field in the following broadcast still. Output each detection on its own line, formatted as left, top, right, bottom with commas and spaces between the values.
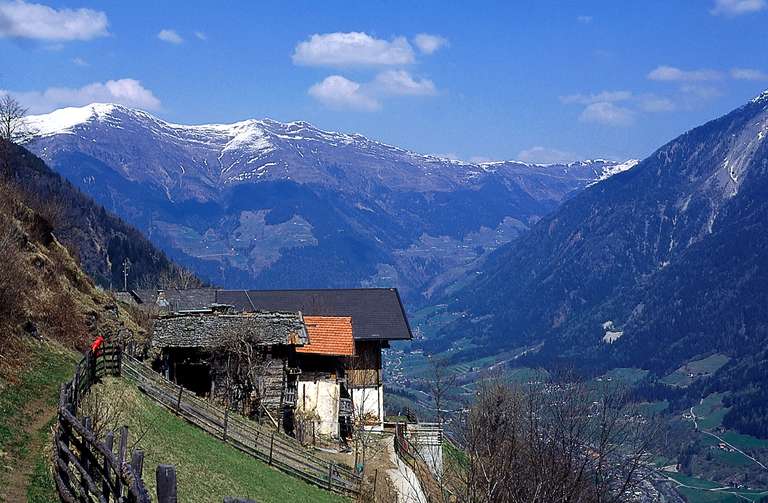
661, 354, 731, 387
91, 378, 348, 503
693, 393, 731, 431
0, 340, 79, 503
674, 486, 765, 503
637, 400, 669, 416
600, 367, 649, 384
720, 431, 768, 451
666, 473, 768, 502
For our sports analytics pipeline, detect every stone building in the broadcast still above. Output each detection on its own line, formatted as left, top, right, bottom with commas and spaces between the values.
151, 308, 308, 423
138, 288, 413, 434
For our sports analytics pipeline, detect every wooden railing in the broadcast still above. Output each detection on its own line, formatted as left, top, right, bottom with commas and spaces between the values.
121, 354, 362, 495
394, 422, 417, 469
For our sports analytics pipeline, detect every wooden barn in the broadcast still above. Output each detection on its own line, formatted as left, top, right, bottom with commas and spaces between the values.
216, 288, 413, 431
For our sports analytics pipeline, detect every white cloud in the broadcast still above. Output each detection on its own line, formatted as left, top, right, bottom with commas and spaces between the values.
638, 94, 676, 112
158, 29, 183, 44
72, 57, 88, 67
293, 32, 414, 67
561, 89, 675, 124
373, 70, 436, 96
559, 90, 632, 105
576, 15, 593, 23
710, 0, 766, 16
412, 33, 448, 54
731, 67, 768, 80
579, 102, 634, 126
308, 75, 380, 111
0, 0, 108, 41
517, 146, 576, 164
647, 65, 722, 82
680, 84, 722, 100
7, 78, 161, 114
194, 31, 207, 41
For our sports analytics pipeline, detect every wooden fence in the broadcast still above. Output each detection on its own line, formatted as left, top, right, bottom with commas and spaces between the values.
54, 345, 161, 502
54, 344, 289, 503
121, 354, 362, 496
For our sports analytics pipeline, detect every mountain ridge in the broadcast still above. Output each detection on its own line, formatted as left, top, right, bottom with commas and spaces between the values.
26, 103, 636, 300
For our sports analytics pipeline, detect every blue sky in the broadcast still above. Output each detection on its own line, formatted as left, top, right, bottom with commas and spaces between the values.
2, 0, 767, 162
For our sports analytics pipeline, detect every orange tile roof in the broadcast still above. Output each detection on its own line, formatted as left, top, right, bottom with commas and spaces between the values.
297, 316, 355, 356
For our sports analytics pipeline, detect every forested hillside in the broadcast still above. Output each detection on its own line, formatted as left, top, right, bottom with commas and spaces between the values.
1, 140, 202, 289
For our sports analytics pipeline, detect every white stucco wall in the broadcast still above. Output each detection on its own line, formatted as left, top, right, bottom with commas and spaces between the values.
297, 380, 339, 436
350, 385, 384, 429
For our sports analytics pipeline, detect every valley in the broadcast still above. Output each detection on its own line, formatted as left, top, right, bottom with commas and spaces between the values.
7, 91, 768, 503
4, 2, 768, 501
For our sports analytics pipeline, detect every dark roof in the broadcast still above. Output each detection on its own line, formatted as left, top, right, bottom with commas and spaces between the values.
132, 288, 216, 312
152, 311, 308, 348
216, 288, 412, 342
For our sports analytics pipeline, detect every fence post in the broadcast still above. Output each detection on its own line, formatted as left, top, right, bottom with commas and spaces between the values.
327, 463, 334, 491
175, 386, 183, 415
115, 426, 128, 496
156, 465, 178, 503
117, 344, 123, 376
131, 449, 145, 479
268, 434, 275, 466
73, 367, 80, 409
88, 350, 96, 383
103, 431, 114, 497
223, 407, 229, 442
81, 417, 93, 498
373, 468, 378, 495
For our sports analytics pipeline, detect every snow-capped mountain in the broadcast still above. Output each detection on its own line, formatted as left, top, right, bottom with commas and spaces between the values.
27, 103, 635, 300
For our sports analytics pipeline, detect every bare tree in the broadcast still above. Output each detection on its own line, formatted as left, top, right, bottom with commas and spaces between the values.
209, 329, 275, 421
0, 94, 36, 173
136, 266, 202, 292
352, 387, 380, 471
157, 266, 201, 290
449, 374, 657, 503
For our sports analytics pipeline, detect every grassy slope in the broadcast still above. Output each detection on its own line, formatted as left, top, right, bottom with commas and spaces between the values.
0, 340, 79, 503
92, 377, 348, 503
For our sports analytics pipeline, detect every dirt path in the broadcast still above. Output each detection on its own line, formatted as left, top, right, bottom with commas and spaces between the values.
3, 397, 57, 503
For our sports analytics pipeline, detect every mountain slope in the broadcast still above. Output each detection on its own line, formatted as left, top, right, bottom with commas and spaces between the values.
2, 140, 201, 289
428, 91, 768, 430
27, 104, 633, 301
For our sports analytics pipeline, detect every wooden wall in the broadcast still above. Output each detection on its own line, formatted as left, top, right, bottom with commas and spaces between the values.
347, 341, 382, 387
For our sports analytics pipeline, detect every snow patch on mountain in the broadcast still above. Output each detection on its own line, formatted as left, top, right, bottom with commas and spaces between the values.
28, 103, 636, 184
588, 159, 640, 186
27, 103, 118, 136
750, 89, 768, 104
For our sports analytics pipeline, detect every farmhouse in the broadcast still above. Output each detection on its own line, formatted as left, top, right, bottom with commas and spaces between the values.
142, 288, 412, 437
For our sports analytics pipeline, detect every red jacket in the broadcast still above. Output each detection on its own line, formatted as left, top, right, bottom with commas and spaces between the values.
90, 335, 105, 352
